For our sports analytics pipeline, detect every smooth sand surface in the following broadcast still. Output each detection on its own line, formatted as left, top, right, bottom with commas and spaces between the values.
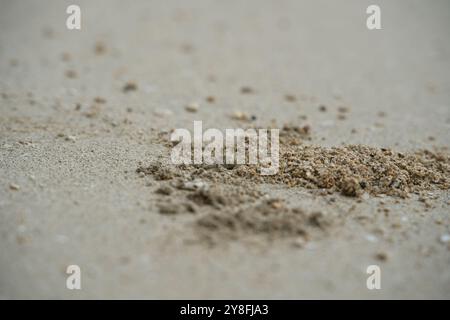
0, 0, 449, 298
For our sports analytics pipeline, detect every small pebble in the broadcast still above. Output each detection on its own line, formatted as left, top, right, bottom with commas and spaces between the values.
375, 251, 388, 262
185, 102, 199, 113
285, 94, 296, 102
153, 109, 173, 117
94, 41, 107, 55
177, 179, 209, 191
240, 86, 254, 94
231, 111, 249, 121
365, 234, 378, 243
338, 106, 349, 113
123, 82, 138, 92
93, 97, 106, 104
292, 237, 307, 248
9, 183, 20, 191
61, 52, 71, 62
65, 70, 77, 79
65, 135, 76, 142
206, 96, 215, 103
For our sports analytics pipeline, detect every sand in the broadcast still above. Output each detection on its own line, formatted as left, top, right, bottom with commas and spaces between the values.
1, 0, 450, 299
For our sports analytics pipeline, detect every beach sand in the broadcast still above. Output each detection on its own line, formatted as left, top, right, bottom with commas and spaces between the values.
0, 0, 449, 299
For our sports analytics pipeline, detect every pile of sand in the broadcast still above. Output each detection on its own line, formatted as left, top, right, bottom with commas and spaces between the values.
238, 144, 450, 198
136, 126, 449, 245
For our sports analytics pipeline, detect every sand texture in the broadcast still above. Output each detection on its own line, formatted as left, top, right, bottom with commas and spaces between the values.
1, 0, 450, 299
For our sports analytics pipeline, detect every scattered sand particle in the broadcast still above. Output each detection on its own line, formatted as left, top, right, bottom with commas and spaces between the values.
240, 86, 254, 94
83, 104, 101, 118
65, 70, 77, 79
284, 94, 297, 102
375, 252, 388, 262
65, 135, 76, 142
231, 111, 249, 121
94, 41, 107, 55
93, 97, 106, 104
61, 52, 71, 62
9, 183, 20, 191
153, 109, 174, 117
123, 82, 138, 93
